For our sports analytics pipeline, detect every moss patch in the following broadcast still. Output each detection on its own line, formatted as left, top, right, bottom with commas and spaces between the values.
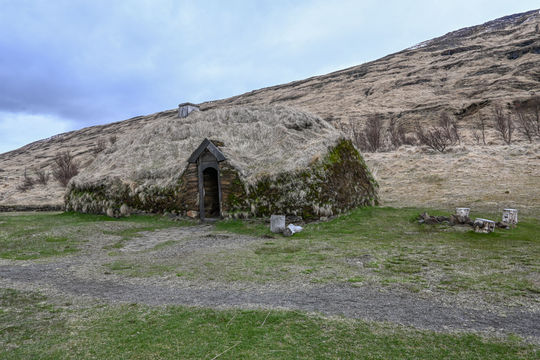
245, 139, 378, 218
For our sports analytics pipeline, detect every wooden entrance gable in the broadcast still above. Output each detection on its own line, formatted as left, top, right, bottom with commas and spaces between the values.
188, 139, 226, 220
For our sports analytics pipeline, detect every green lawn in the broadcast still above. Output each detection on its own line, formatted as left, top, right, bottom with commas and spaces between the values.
0, 209, 538, 358
0, 212, 190, 260
0, 288, 536, 360
178, 207, 539, 302
1, 207, 538, 303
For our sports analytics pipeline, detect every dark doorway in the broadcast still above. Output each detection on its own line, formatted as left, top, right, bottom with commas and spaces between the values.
189, 139, 226, 220
203, 167, 220, 218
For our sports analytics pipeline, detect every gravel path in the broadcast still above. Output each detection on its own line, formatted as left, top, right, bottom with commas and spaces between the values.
1, 262, 539, 343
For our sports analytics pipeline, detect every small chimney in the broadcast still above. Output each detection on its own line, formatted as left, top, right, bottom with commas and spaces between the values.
178, 102, 200, 118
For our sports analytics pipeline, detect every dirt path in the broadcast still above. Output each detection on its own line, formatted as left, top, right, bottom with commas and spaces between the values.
1, 261, 539, 343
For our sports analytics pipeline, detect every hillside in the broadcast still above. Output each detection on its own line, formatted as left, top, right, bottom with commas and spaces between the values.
0, 113, 159, 209
201, 9, 540, 129
1, 9, 539, 212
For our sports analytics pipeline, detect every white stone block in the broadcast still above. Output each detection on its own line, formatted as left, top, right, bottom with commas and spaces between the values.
502, 209, 518, 224
456, 208, 470, 217
270, 215, 286, 233
473, 218, 495, 233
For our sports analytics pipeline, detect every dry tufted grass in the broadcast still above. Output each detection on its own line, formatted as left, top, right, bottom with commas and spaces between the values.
71, 106, 342, 189
364, 142, 540, 215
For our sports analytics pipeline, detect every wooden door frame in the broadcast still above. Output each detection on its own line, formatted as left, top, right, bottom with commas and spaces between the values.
197, 159, 222, 221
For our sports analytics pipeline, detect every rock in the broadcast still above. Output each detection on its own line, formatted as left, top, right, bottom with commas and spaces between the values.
449, 214, 471, 225
418, 212, 439, 225
106, 208, 115, 218
187, 210, 199, 219
456, 207, 470, 217
286, 224, 303, 235
453, 208, 471, 224
436, 216, 450, 223
419, 212, 454, 225
270, 215, 286, 233
502, 208, 518, 225
283, 227, 293, 237
473, 218, 496, 233
120, 204, 130, 216
282, 224, 303, 237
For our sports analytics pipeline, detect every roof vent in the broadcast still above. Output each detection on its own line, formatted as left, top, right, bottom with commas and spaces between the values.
178, 102, 200, 118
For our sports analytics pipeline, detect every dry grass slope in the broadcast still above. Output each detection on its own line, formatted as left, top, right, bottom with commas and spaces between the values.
201, 9, 540, 132
365, 143, 540, 215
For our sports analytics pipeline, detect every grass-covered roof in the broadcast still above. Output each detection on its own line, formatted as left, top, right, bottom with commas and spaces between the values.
71, 106, 342, 188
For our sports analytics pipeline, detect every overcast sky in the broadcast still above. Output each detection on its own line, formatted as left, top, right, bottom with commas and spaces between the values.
0, 0, 538, 153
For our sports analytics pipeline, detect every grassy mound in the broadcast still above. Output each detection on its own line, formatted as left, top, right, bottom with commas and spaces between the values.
65, 106, 377, 217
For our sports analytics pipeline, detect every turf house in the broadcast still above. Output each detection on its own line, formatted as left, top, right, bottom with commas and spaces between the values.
65, 106, 379, 220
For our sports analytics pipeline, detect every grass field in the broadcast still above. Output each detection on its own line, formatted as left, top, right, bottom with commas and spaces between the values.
0, 212, 190, 260
0, 208, 538, 358
1, 288, 537, 360
182, 207, 538, 304
1, 208, 538, 304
